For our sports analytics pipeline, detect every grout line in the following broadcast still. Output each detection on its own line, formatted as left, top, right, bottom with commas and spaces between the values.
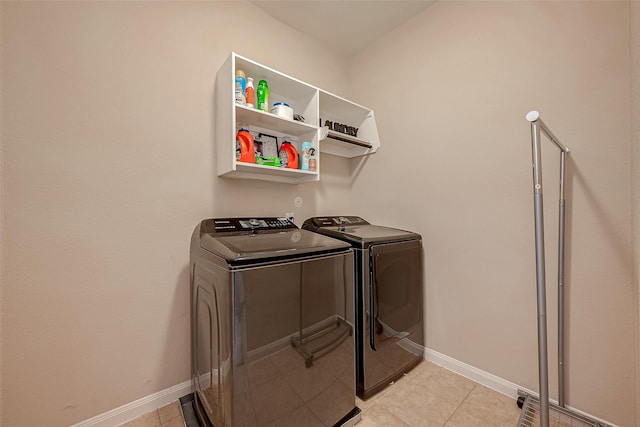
439, 382, 478, 427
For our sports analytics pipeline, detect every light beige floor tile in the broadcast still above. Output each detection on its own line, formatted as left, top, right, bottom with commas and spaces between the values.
158, 401, 182, 423
119, 410, 161, 427
358, 404, 411, 427
443, 384, 521, 427
160, 416, 185, 427
375, 375, 460, 427
404, 361, 476, 406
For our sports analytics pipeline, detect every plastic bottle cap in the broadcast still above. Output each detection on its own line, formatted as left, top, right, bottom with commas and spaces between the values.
236, 69, 246, 79
273, 102, 289, 107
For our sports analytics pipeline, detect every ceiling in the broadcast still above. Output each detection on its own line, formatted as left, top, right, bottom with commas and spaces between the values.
250, 0, 436, 58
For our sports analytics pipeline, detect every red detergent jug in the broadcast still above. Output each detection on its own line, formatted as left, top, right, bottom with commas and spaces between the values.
279, 141, 298, 169
236, 129, 255, 163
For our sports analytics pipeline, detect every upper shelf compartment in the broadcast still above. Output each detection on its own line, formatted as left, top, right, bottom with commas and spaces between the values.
216, 53, 320, 184
234, 55, 319, 129
319, 90, 380, 158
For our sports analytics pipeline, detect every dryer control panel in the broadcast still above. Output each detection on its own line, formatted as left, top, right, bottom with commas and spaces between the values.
303, 216, 369, 230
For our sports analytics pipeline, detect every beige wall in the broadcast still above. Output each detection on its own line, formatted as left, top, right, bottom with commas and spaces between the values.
631, 1, 640, 424
1, 1, 638, 427
0, 0, 4, 419
0, 2, 352, 426
348, 1, 636, 426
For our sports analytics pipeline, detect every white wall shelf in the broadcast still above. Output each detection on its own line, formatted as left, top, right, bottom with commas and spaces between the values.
215, 52, 379, 183
319, 90, 380, 158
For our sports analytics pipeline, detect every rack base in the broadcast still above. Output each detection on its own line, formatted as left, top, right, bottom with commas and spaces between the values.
516, 390, 610, 427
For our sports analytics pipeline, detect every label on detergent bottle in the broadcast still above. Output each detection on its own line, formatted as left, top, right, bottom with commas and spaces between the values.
257, 80, 269, 112
245, 77, 255, 108
235, 70, 246, 105
278, 141, 298, 168
301, 142, 312, 171
279, 146, 288, 168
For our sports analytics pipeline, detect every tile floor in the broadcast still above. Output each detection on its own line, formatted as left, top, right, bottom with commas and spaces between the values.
356, 361, 522, 427
120, 361, 523, 427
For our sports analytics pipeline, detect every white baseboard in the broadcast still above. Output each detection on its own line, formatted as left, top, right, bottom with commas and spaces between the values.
424, 347, 618, 427
424, 347, 524, 399
70, 379, 192, 427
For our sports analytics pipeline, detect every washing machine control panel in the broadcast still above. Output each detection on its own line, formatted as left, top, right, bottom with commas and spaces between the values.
204, 217, 298, 233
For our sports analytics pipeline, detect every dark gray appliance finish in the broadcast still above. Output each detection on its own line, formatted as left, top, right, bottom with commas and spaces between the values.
190, 217, 360, 427
303, 216, 424, 400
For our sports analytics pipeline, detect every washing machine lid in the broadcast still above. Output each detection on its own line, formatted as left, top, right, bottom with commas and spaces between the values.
303, 216, 421, 248
198, 218, 351, 264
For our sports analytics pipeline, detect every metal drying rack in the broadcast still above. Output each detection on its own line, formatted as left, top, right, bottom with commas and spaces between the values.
517, 111, 610, 427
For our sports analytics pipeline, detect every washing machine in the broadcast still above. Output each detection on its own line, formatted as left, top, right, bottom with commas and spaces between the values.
303, 216, 424, 399
190, 217, 360, 427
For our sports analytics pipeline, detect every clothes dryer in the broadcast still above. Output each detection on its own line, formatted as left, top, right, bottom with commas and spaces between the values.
303, 216, 424, 399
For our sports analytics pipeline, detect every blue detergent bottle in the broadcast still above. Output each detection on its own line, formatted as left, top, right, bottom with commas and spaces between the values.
235, 69, 246, 105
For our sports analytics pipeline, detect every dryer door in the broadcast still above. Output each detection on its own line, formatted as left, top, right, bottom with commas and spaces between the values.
369, 239, 424, 352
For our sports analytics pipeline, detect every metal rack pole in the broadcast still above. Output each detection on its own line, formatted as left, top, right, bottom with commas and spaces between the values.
530, 115, 550, 427
558, 150, 567, 408
526, 111, 570, 427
